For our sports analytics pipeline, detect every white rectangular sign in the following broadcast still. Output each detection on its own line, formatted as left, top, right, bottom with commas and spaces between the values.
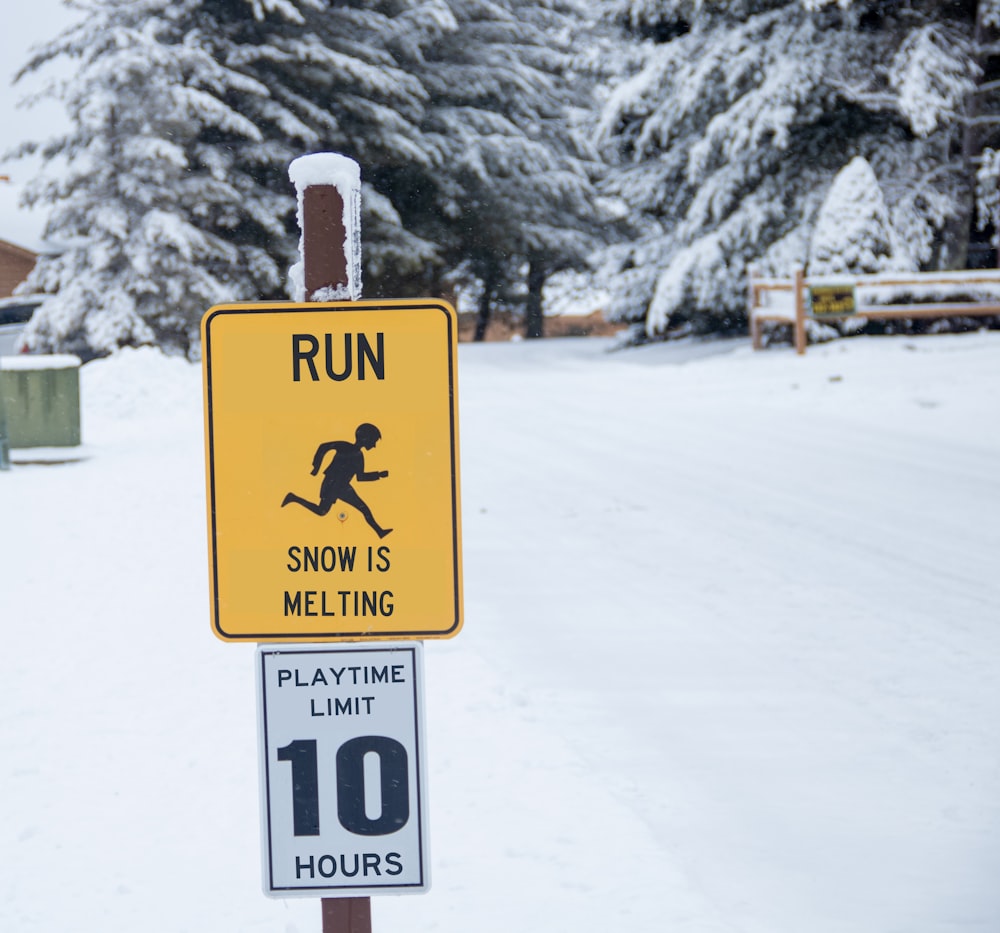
256, 643, 429, 896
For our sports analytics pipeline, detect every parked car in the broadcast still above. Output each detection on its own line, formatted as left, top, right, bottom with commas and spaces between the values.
0, 296, 41, 356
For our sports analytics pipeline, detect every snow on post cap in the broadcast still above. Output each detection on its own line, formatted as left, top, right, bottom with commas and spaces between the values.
288, 153, 361, 193
288, 153, 362, 302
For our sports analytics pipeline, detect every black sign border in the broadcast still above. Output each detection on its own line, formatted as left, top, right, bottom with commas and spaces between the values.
203, 300, 461, 641
257, 644, 428, 895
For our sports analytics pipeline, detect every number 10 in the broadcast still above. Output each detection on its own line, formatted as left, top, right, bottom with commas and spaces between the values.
276, 735, 410, 837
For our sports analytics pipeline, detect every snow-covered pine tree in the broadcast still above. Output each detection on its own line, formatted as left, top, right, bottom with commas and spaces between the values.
884, 1, 1000, 270
377, 0, 609, 338
515, 1, 618, 338
595, 0, 988, 339
13, 0, 319, 359
13, 0, 443, 359
248, 0, 445, 294
958, 1, 1000, 263
808, 156, 906, 275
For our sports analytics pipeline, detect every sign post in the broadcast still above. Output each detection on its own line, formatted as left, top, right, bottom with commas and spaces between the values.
202, 153, 461, 933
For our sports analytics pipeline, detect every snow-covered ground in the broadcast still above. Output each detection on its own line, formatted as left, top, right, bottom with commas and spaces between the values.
2, 330, 999, 933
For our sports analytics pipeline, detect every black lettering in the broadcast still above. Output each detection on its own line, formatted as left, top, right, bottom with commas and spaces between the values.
292, 334, 319, 382
325, 333, 353, 381
391, 665, 405, 684
371, 666, 389, 684
277, 740, 320, 835
294, 333, 385, 383
278, 669, 292, 686
298, 852, 397, 880
289, 546, 358, 572
335, 697, 354, 716
289, 590, 394, 617
358, 332, 385, 380
336, 736, 410, 835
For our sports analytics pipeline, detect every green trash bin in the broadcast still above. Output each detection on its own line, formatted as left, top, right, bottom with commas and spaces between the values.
0, 355, 82, 450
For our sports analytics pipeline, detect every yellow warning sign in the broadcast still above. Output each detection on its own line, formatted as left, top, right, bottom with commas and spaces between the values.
201, 300, 462, 642
808, 283, 857, 317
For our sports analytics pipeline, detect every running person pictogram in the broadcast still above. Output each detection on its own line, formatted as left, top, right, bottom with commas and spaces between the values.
281, 422, 392, 538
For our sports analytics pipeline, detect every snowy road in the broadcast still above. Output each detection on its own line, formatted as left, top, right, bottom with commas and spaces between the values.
2, 332, 999, 933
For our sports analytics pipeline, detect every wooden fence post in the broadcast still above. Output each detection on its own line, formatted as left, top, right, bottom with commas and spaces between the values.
288, 152, 371, 933
793, 266, 807, 355
748, 266, 762, 351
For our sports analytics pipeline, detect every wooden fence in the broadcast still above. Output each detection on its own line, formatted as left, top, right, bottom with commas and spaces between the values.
749, 267, 1000, 354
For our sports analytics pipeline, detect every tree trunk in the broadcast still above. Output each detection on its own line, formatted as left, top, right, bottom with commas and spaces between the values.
474, 276, 493, 342
525, 259, 546, 339
427, 263, 456, 308
940, 1, 990, 270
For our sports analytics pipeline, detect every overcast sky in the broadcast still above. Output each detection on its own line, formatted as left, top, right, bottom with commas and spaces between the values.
1, 0, 76, 251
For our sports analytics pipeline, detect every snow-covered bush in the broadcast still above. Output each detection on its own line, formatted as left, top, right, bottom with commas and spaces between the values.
808, 156, 913, 276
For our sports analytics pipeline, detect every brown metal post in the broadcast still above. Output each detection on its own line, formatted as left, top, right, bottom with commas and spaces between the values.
291, 153, 373, 933
323, 895, 372, 933
302, 184, 349, 300
793, 267, 807, 355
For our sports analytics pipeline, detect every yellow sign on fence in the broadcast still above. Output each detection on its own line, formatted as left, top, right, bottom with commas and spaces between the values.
201, 300, 462, 642
808, 283, 857, 317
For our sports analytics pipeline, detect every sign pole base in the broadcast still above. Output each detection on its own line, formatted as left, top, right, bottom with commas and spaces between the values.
323, 897, 372, 933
